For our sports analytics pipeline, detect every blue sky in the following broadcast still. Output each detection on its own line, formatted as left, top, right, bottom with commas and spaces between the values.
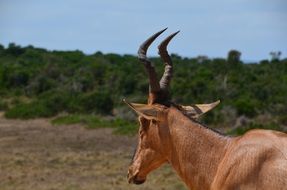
1, 0, 286, 61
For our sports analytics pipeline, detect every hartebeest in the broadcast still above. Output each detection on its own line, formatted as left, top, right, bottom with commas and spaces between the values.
124, 28, 287, 190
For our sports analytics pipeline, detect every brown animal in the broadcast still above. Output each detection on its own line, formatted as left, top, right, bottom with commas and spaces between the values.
124, 29, 287, 190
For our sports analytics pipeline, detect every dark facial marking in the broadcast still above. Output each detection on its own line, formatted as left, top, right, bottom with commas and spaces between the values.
131, 146, 137, 163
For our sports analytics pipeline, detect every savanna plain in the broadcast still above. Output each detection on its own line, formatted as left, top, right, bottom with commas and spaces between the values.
0, 113, 186, 190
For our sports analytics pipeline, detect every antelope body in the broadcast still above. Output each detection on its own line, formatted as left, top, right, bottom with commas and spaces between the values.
124, 29, 287, 190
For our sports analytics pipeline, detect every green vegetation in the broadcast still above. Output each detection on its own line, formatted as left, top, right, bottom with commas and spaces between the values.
51, 114, 137, 135
0, 43, 286, 135
0, 99, 8, 111
227, 122, 287, 135
5, 101, 54, 118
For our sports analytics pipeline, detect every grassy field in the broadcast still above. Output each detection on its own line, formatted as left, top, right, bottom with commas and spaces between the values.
51, 114, 138, 135
0, 113, 186, 190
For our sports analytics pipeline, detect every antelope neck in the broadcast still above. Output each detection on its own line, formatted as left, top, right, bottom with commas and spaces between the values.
166, 108, 232, 190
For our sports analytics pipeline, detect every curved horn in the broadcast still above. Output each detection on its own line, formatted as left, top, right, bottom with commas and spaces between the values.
138, 28, 167, 93
158, 31, 180, 90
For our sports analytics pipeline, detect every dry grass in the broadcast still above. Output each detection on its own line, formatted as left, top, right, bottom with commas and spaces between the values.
0, 114, 186, 190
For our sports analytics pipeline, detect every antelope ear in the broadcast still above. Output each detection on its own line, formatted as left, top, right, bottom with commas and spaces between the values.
123, 99, 160, 121
179, 100, 220, 119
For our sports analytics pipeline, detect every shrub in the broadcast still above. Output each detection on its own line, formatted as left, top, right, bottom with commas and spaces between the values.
227, 122, 285, 135
52, 114, 138, 135
233, 97, 260, 117
25, 76, 57, 95
80, 91, 113, 114
278, 115, 287, 126
0, 99, 8, 111
5, 101, 54, 119
39, 90, 71, 113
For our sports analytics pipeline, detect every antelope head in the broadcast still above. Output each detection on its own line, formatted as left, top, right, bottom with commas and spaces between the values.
125, 29, 220, 185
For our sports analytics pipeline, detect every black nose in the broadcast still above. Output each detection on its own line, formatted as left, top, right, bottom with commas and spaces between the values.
133, 178, 145, 185
127, 172, 145, 185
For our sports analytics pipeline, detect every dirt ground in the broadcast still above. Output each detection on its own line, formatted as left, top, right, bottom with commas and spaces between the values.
0, 113, 186, 190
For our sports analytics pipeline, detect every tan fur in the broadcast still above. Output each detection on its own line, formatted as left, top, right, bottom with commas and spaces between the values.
127, 106, 287, 190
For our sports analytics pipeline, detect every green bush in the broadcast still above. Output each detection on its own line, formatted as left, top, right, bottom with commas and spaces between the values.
5, 101, 54, 119
278, 115, 287, 126
39, 90, 71, 113
79, 91, 113, 114
52, 114, 138, 135
233, 97, 260, 117
227, 122, 285, 135
4, 90, 114, 119
0, 100, 8, 111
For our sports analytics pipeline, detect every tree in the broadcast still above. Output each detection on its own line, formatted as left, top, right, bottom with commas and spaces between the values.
227, 50, 241, 64
0, 44, 4, 55
6, 43, 25, 56
269, 51, 281, 62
